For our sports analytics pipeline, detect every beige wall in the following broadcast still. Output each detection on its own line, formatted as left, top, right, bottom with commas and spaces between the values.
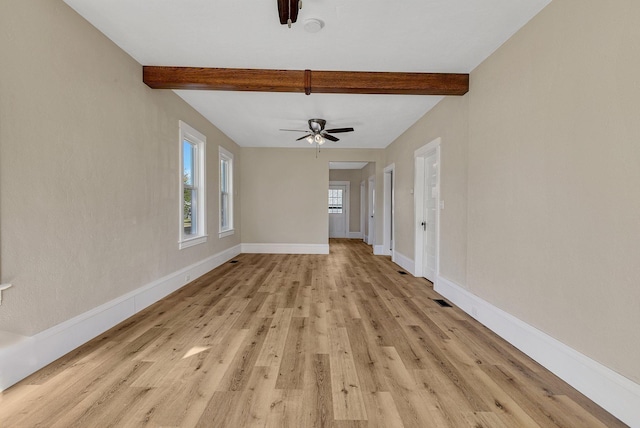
386, 0, 640, 384
241, 149, 383, 244
385, 95, 469, 285
465, 0, 640, 383
0, 0, 241, 335
329, 169, 365, 234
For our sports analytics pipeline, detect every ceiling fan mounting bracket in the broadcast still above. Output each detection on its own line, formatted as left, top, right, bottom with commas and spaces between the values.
278, 0, 300, 27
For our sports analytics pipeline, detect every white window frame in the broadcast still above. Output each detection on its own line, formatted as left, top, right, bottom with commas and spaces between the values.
219, 146, 234, 238
179, 121, 207, 249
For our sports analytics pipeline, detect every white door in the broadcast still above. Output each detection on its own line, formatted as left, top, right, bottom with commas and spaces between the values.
360, 181, 366, 241
383, 165, 395, 255
329, 185, 347, 238
367, 176, 375, 245
422, 150, 439, 281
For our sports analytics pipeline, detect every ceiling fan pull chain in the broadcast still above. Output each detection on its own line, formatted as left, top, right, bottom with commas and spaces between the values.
287, 0, 292, 28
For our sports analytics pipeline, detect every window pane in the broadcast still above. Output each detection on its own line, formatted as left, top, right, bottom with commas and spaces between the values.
183, 141, 195, 186
184, 188, 195, 235
220, 158, 228, 192
328, 189, 343, 213
183, 140, 198, 236
221, 192, 228, 230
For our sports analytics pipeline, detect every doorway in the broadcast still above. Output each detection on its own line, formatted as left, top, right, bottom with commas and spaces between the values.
414, 138, 441, 282
328, 182, 349, 238
328, 161, 373, 244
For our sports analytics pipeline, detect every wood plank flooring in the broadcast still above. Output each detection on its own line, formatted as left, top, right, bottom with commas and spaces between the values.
0, 239, 625, 427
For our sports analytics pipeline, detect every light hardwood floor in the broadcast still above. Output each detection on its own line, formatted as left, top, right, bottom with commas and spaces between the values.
0, 239, 625, 427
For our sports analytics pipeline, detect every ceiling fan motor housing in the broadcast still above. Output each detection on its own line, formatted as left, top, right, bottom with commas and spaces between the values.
309, 118, 326, 133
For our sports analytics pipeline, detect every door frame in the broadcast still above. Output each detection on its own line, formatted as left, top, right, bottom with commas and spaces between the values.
383, 163, 395, 258
414, 137, 441, 279
329, 181, 350, 238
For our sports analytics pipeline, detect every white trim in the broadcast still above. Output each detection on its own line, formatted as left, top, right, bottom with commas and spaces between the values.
414, 137, 441, 280
329, 181, 350, 239
373, 245, 385, 255
383, 164, 395, 257
0, 244, 241, 392
348, 232, 363, 239
241, 243, 330, 254
179, 235, 208, 249
393, 251, 415, 276
367, 175, 375, 246
219, 229, 235, 238
435, 276, 640, 427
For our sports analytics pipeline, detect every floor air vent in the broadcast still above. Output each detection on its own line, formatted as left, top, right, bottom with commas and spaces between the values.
398, 271, 407, 275
433, 299, 452, 307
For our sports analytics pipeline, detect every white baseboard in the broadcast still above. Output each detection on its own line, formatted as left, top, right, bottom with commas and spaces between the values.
393, 251, 415, 276
435, 276, 640, 427
0, 244, 241, 392
241, 243, 329, 254
348, 232, 363, 239
364, 234, 368, 243
373, 245, 385, 255
0, 332, 35, 392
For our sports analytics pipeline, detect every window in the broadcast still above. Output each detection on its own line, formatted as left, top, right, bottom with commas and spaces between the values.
179, 121, 207, 249
328, 188, 343, 213
219, 146, 234, 237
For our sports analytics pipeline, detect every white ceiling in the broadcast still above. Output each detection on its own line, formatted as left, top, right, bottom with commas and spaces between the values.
63, 0, 550, 149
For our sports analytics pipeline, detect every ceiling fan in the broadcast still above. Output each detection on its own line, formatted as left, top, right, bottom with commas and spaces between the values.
280, 118, 355, 145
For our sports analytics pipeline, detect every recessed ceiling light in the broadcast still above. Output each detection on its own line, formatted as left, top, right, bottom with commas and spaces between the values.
304, 18, 324, 33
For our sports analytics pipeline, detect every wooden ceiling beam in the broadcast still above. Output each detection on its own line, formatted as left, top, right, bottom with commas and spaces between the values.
143, 66, 469, 96
310, 70, 468, 96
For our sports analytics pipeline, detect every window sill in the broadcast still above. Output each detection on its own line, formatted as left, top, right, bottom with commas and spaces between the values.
179, 235, 208, 249
219, 229, 235, 238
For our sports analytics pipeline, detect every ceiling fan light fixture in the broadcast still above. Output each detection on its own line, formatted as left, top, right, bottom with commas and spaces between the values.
280, 118, 354, 149
304, 18, 324, 33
